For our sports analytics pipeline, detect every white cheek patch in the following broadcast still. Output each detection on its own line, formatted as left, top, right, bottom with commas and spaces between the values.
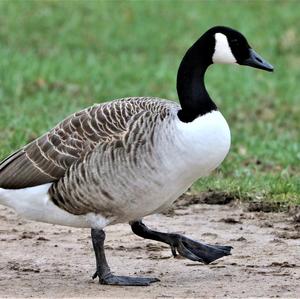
212, 33, 236, 64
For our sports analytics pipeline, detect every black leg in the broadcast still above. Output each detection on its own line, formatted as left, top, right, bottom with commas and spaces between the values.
91, 228, 159, 286
131, 220, 232, 264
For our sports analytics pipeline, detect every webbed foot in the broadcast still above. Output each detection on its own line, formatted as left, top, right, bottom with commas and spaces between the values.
93, 271, 159, 286
169, 234, 232, 264
91, 228, 159, 286
131, 220, 232, 264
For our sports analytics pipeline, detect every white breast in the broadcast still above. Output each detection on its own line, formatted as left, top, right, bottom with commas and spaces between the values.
175, 110, 231, 177
146, 110, 231, 214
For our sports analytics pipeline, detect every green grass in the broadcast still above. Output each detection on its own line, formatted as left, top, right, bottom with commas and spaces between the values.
0, 0, 299, 206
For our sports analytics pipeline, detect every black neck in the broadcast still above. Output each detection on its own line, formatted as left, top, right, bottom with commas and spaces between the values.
177, 37, 217, 122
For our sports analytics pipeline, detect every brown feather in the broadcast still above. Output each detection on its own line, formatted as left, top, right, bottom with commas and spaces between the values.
0, 97, 177, 189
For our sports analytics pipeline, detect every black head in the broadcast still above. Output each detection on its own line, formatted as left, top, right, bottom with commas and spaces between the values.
202, 26, 274, 72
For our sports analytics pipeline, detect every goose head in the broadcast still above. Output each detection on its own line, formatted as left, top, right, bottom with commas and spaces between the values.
177, 26, 274, 122
207, 26, 273, 71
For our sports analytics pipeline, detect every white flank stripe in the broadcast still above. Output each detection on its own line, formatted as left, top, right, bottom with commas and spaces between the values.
0, 184, 108, 228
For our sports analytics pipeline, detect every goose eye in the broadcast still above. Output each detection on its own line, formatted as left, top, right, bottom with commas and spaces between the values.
231, 39, 239, 46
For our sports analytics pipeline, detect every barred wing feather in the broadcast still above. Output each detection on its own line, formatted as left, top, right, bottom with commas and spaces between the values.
0, 97, 177, 189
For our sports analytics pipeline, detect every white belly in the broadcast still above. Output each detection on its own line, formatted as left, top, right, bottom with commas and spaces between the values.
153, 111, 230, 213
0, 184, 110, 229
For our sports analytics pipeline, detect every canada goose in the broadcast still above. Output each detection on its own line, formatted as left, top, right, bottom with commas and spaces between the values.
0, 26, 273, 286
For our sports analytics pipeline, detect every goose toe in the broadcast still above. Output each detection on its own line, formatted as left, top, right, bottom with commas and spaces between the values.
95, 273, 159, 286
171, 234, 232, 264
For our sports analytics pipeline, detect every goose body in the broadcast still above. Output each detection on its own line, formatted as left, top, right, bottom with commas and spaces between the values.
0, 26, 273, 286
0, 98, 230, 228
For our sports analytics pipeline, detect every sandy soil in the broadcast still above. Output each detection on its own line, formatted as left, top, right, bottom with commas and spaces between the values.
0, 195, 299, 298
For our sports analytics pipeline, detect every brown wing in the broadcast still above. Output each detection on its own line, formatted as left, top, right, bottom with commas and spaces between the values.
0, 97, 176, 189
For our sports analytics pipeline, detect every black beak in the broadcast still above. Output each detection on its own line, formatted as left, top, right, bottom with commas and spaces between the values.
241, 48, 274, 72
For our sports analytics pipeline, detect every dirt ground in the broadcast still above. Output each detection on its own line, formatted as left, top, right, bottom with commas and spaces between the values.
0, 194, 299, 298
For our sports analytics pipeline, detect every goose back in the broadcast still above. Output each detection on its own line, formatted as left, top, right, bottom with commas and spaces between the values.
0, 97, 179, 189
